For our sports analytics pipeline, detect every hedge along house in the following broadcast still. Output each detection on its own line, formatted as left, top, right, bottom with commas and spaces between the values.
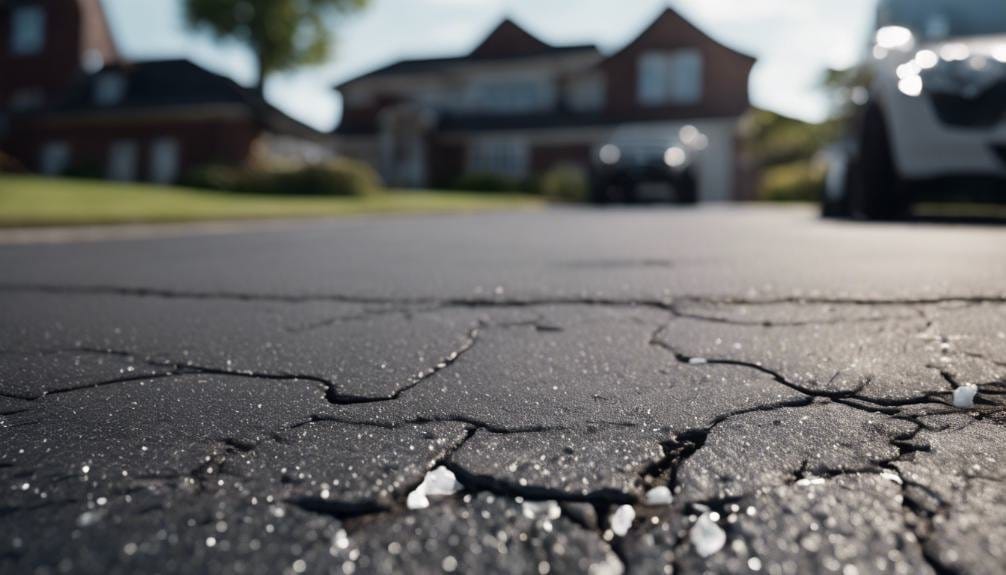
0, 0, 329, 184
333, 8, 757, 202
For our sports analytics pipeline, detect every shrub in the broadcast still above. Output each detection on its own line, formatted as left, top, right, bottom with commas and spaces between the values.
757, 159, 826, 202
0, 150, 25, 173
63, 164, 105, 180
539, 164, 589, 203
452, 173, 529, 194
183, 158, 382, 197
182, 165, 249, 192
276, 159, 381, 197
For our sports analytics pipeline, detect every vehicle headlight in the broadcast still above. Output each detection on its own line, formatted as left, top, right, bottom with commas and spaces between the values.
920, 53, 1006, 127
876, 26, 914, 51
599, 144, 621, 165
921, 55, 1005, 98
897, 75, 923, 97
664, 147, 687, 169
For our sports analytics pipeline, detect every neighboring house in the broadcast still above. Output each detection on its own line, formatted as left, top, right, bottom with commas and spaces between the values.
0, 0, 328, 183
333, 9, 757, 201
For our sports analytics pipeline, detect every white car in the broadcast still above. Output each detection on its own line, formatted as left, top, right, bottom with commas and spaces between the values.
824, 0, 1006, 219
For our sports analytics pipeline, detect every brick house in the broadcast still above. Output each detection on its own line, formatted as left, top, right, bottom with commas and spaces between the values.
333, 9, 757, 201
0, 0, 328, 183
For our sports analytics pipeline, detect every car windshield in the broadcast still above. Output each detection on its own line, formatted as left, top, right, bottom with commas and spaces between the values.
880, 0, 1006, 39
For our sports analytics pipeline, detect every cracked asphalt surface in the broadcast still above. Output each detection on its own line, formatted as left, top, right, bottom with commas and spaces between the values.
1, 206, 1005, 575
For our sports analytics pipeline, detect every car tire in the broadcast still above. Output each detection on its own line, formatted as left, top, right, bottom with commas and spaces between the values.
851, 104, 911, 220
591, 177, 612, 205
821, 157, 855, 218
592, 172, 633, 204
675, 169, 699, 205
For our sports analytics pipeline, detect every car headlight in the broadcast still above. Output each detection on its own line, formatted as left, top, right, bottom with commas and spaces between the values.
599, 144, 621, 165
922, 54, 1005, 98
920, 53, 1006, 127
876, 26, 914, 51
664, 147, 687, 168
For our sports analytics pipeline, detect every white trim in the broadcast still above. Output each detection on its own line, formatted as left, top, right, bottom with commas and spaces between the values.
436, 116, 741, 141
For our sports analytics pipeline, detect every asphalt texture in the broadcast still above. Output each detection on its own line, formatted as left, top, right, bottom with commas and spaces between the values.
1, 206, 1005, 575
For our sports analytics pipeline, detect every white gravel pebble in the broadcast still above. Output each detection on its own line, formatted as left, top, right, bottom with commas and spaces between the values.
406, 466, 462, 509
953, 384, 978, 409
610, 504, 635, 537
690, 512, 726, 558
644, 486, 673, 506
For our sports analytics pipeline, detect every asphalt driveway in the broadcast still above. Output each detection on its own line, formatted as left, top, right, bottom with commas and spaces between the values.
1, 206, 1004, 574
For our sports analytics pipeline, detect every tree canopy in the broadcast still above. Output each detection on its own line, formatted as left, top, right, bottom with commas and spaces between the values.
184, 0, 369, 94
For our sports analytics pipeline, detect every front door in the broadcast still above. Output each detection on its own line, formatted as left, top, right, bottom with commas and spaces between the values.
379, 106, 430, 188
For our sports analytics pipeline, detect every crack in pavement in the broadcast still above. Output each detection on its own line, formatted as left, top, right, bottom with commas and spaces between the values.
4, 286, 1004, 574
292, 413, 565, 435
648, 323, 871, 400
5, 281, 1006, 308
4, 326, 479, 407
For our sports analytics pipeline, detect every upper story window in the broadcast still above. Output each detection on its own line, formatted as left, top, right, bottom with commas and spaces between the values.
10, 5, 46, 56
638, 49, 704, 107
94, 73, 127, 106
471, 78, 552, 114
566, 73, 606, 112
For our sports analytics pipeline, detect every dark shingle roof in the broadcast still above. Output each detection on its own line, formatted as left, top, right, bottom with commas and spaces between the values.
50, 59, 324, 140
335, 43, 599, 88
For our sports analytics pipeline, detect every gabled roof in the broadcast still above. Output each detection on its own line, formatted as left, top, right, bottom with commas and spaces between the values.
49, 59, 324, 140
608, 7, 756, 63
335, 18, 599, 88
469, 18, 554, 59
77, 0, 121, 66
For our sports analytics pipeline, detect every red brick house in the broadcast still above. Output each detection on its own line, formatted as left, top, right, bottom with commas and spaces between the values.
0, 0, 327, 183
333, 9, 757, 201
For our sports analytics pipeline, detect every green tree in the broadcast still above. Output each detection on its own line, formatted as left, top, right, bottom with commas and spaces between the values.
184, 0, 369, 96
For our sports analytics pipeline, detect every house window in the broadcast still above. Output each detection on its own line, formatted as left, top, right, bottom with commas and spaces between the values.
567, 74, 606, 112
39, 141, 70, 175
107, 140, 139, 181
638, 49, 704, 106
94, 73, 127, 106
149, 138, 180, 184
469, 138, 529, 178
472, 79, 550, 113
10, 5, 45, 56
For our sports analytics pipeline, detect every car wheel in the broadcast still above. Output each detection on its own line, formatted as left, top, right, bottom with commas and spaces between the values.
851, 104, 911, 220
592, 173, 633, 204
591, 177, 612, 204
821, 155, 853, 218
675, 169, 699, 205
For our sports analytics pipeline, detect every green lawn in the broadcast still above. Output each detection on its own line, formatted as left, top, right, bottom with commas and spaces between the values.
0, 175, 542, 227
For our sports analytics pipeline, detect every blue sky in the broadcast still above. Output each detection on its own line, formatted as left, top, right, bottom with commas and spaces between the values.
102, 0, 878, 131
